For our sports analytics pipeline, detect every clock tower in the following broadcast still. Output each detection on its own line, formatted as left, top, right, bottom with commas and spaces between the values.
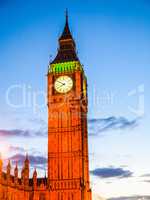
47, 12, 92, 200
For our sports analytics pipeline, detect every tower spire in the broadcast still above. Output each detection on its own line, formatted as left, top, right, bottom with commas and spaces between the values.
66, 8, 68, 24
59, 9, 72, 41
50, 11, 79, 64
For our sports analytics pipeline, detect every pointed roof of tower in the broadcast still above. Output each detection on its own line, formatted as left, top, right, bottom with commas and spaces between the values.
59, 9, 73, 41
14, 162, 18, 177
7, 160, 11, 168
7, 160, 11, 175
33, 168, 37, 177
24, 153, 29, 168
51, 10, 79, 64
15, 162, 18, 170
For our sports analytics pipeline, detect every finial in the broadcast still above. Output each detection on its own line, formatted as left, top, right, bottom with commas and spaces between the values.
7, 160, 11, 167
65, 8, 68, 23
33, 168, 37, 176
15, 161, 18, 169
7, 160, 11, 176
25, 153, 28, 160
33, 168, 37, 188
25, 153, 29, 165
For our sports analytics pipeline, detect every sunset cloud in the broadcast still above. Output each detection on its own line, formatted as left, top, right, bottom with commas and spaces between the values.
7, 154, 47, 169
88, 116, 139, 136
0, 116, 139, 138
8, 146, 25, 153
141, 173, 150, 177
108, 196, 150, 200
0, 129, 47, 138
90, 167, 133, 179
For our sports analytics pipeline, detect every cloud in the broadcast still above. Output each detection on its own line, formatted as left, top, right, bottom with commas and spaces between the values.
0, 129, 47, 138
88, 116, 139, 136
141, 173, 150, 177
140, 174, 150, 183
7, 154, 47, 169
0, 117, 47, 138
92, 193, 106, 200
90, 167, 133, 179
108, 196, 150, 200
8, 146, 25, 153
5, 146, 44, 159
0, 116, 138, 138
143, 180, 150, 183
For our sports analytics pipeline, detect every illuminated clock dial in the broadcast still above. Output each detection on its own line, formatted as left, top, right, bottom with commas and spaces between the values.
54, 76, 73, 93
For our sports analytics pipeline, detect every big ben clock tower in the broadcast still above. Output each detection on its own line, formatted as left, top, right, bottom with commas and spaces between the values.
47, 12, 92, 200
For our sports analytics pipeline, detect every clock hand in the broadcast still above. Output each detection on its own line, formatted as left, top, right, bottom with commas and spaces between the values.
57, 81, 65, 85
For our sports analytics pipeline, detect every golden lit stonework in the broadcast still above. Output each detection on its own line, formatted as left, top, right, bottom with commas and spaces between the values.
0, 12, 92, 200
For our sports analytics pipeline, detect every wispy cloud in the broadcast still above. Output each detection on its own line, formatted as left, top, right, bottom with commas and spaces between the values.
8, 146, 25, 153
2, 145, 47, 172
93, 193, 106, 200
108, 196, 150, 200
143, 180, 150, 183
141, 173, 150, 177
88, 116, 139, 136
140, 174, 150, 183
0, 116, 139, 138
0, 117, 47, 138
90, 167, 133, 179
7, 154, 47, 170
5, 146, 44, 158
0, 129, 47, 138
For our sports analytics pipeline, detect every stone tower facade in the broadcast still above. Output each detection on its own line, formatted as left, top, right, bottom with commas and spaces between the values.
47, 12, 92, 200
0, 13, 92, 200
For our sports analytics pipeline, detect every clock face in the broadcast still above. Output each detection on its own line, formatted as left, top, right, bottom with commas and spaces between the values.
54, 76, 73, 93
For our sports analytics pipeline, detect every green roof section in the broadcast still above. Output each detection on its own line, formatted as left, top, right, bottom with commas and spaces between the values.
48, 61, 83, 74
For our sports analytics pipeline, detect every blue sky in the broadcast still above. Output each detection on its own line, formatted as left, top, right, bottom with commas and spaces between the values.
0, 0, 150, 199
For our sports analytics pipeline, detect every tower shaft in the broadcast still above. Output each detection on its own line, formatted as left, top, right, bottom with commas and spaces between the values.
47, 13, 92, 200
